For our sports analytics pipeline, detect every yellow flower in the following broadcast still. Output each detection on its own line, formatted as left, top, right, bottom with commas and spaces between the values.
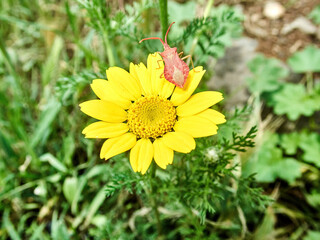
80, 53, 226, 174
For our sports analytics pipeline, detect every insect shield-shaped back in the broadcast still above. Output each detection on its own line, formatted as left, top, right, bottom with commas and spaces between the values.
160, 47, 189, 88
139, 22, 190, 88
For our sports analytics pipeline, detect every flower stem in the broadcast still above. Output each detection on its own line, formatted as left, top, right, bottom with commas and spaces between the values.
150, 163, 162, 235
158, 0, 168, 39
101, 28, 115, 67
204, 0, 215, 19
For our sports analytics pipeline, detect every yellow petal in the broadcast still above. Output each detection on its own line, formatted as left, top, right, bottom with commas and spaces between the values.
100, 133, 136, 159
90, 79, 131, 109
82, 121, 129, 138
162, 131, 195, 153
196, 109, 226, 125
176, 91, 223, 117
130, 138, 154, 174
129, 62, 139, 80
147, 53, 162, 94
160, 79, 175, 99
130, 62, 145, 95
170, 67, 205, 106
134, 63, 153, 95
106, 67, 141, 100
174, 116, 218, 138
79, 100, 127, 122
153, 138, 174, 169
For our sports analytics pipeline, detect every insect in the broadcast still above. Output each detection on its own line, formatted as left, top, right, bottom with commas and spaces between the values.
139, 22, 194, 88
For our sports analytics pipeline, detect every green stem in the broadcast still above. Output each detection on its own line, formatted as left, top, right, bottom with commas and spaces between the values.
96, 10, 115, 66
204, 0, 215, 19
158, 0, 168, 39
150, 164, 162, 235
101, 27, 115, 67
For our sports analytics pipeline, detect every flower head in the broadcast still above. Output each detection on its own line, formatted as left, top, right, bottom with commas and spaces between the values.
80, 53, 226, 174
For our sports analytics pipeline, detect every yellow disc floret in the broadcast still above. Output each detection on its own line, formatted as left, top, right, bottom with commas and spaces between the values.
127, 96, 176, 139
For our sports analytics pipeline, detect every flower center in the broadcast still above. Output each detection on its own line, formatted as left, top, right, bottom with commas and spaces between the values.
127, 96, 176, 139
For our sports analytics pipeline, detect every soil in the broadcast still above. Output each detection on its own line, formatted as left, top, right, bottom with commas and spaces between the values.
217, 0, 320, 61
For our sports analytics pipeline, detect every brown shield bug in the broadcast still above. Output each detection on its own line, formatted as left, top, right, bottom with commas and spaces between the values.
139, 22, 194, 88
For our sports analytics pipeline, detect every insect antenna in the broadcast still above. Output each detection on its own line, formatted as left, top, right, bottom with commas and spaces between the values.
139, 37, 165, 45
164, 22, 175, 44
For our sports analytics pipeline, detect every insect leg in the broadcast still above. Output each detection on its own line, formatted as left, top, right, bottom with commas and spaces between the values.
178, 51, 184, 57
156, 59, 164, 70
181, 55, 199, 72
153, 52, 164, 77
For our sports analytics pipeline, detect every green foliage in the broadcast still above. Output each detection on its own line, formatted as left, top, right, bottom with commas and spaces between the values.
305, 189, 320, 208
245, 130, 320, 186
246, 54, 288, 94
246, 48, 320, 121
288, 45, 320, 73
280, 132, 301, 155
63, 177, 78, 204
105, 170, 143, 197
244, 134, 302, 184
300, 133, 320, 167
181, 5, 243, 64
56, 70, 101, 105
270, 83, 319, 120
113, 0, 155, 42
304, 231, 320, 240
308, 5, 320, 24
168, 1, 196, 31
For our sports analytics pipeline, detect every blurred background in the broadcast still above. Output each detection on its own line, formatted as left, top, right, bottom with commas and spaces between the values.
1, 0, 320, 239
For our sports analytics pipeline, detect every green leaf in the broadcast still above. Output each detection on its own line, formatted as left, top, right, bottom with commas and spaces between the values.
309, 82, 320, 107
3, 209, 21, 240
40, 153, 68, 173
244, 134, 302, 184
280, 132, 301, 155
91, 215, 108, 227
304, 231, 320, 240
71, 176, 87, 215
51, 211, 70, 240
271, 84, 318, 120
247, 54, 288, 94
62, 134, 75, 166
277, 158, 302, 184
82, 188, 106, 229
42, 36, 64, 85
31, 97, 61, 148
63, 177, 78, 204
253, 208, 276, 240
168, 1, 196, 35
299, 133, 320, 167
305, 189, 320, 208
308, 5, 320, 24
288, 46, 320, 73
181, 5, 243, 63
30, 223, 46, 240
0, 128, 16, 157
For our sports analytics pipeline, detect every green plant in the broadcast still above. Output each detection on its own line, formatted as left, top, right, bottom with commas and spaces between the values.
308, 5, 320, 24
